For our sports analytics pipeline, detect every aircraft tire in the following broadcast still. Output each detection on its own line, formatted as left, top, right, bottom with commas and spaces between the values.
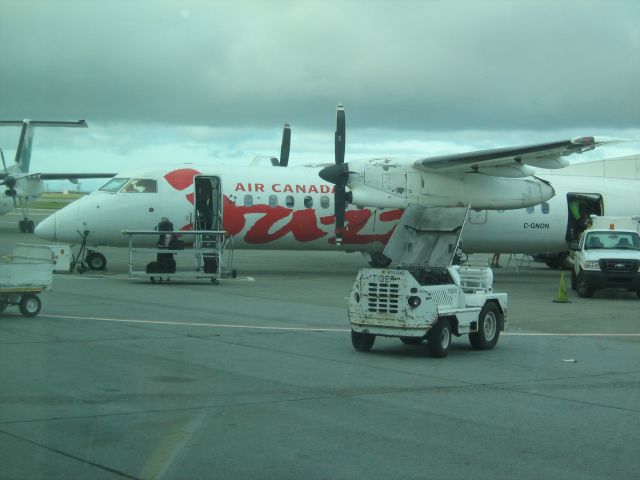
427, 317, 451, 358
469, 303, 501, 350
559, 252, 572, 270
351, 331, 375, 352
85, 252, 107, 271
18, 220, 26, 233
19, 294, 41, 317
26, 220, 35, 233
544, 257, 561, 269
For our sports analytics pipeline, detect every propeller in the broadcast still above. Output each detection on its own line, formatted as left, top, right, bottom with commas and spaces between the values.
0, 148, 18, 207
319, 104, 349, 245
270, 123, 291, 167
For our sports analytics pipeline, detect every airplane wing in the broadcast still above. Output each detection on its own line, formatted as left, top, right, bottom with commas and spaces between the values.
413, 136, 623, 174
36, 173, 116, 180
0, 172, 116, 180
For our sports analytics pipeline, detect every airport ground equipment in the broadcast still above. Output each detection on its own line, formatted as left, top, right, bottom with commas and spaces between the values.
347, 205, 507, 357
122, 229, 235, 284
348, 265, 507, 357
570, 216, 640, 298
0, 244, 53, 317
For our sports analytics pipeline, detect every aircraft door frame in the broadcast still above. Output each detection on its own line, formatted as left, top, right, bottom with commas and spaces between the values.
565, 192, 603, 241
194, 176, 223, 231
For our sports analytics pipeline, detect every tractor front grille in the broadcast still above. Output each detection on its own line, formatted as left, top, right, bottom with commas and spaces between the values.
366, 282, 400, 314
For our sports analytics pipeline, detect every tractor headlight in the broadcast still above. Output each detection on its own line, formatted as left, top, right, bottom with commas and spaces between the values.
408, 296, 421, 308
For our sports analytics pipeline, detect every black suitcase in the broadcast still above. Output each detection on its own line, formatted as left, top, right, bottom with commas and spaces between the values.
146, 261, 163, 273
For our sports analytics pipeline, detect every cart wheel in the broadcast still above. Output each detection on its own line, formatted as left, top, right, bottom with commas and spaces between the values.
19, 294, 41, 317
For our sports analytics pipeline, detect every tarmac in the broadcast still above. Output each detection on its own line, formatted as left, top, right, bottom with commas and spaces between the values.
1, 210, 639, 479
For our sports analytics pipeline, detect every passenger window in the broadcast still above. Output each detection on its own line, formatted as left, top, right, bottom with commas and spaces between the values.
541, 202, 549, 214
526, 206, 534, 214
320, 196, 330, 209
304, 196, 313, 208
269, 195, 278, 207
244, 194, 253, 207
285, 195, 294, 208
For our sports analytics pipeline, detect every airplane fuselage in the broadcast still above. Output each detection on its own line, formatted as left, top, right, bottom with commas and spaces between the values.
35, 162, 640, 256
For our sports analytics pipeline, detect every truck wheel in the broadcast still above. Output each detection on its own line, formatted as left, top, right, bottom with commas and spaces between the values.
19, 294, 41, 317
576, 272, 594, 298
401, 337, 423, 345
427, 318, 451, 358
469, 303, 501, 350
351, 331, 375, 352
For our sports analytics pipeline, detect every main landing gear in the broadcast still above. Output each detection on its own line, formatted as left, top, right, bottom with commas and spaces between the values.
18, 219, 35, 233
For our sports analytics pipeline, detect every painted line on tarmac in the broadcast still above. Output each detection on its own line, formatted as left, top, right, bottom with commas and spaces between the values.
43, 314, 348, 332
504, 332, 640, 336
41, 314, 640, 336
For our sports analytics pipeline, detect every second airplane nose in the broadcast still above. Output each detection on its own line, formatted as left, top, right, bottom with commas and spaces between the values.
34, 213, 56, 241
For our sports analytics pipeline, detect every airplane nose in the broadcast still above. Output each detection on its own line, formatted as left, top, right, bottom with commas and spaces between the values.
35, 213, 56, 241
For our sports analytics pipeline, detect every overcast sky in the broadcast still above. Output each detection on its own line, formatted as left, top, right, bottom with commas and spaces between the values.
1, 0, 639, 186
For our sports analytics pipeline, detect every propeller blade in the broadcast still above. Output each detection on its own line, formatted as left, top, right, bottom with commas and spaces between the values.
334, 104, 347, 244
0, 148, 7, 175
279, 123, 291, 167
335, 185, 346, 245
335, 104, 345, 165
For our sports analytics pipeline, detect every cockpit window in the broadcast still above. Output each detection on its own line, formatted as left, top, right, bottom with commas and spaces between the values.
99, 178, 130, 192
122, 178, 158, 193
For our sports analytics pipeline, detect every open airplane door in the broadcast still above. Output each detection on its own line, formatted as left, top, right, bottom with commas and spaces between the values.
383, 205, 470, 266
194, 176, 223, 231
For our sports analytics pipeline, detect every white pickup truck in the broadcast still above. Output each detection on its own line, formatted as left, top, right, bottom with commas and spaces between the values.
348, 265, 507, 357
570, 216, 640, 298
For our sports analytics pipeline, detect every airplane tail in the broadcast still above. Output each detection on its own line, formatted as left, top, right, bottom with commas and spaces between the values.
0, 120, 87, 173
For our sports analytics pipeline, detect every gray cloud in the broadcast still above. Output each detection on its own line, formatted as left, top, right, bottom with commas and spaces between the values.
1, 0, 639, 131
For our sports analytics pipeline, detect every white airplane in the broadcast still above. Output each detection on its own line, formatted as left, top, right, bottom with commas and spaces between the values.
0, 120, 115, 232
34, 105, 630, 271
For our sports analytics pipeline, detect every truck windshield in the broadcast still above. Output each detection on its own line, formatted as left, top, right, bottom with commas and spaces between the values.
585, 232, 640, 250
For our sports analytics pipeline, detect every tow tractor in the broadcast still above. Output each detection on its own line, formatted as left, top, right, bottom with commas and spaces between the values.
347, 206, 507, 357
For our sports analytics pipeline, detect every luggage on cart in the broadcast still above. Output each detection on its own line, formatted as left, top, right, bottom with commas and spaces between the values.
145, 253, 176, 274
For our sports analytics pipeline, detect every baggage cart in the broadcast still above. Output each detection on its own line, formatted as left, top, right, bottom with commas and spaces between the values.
0, 244, 53, 317
122, 229, 235, 284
